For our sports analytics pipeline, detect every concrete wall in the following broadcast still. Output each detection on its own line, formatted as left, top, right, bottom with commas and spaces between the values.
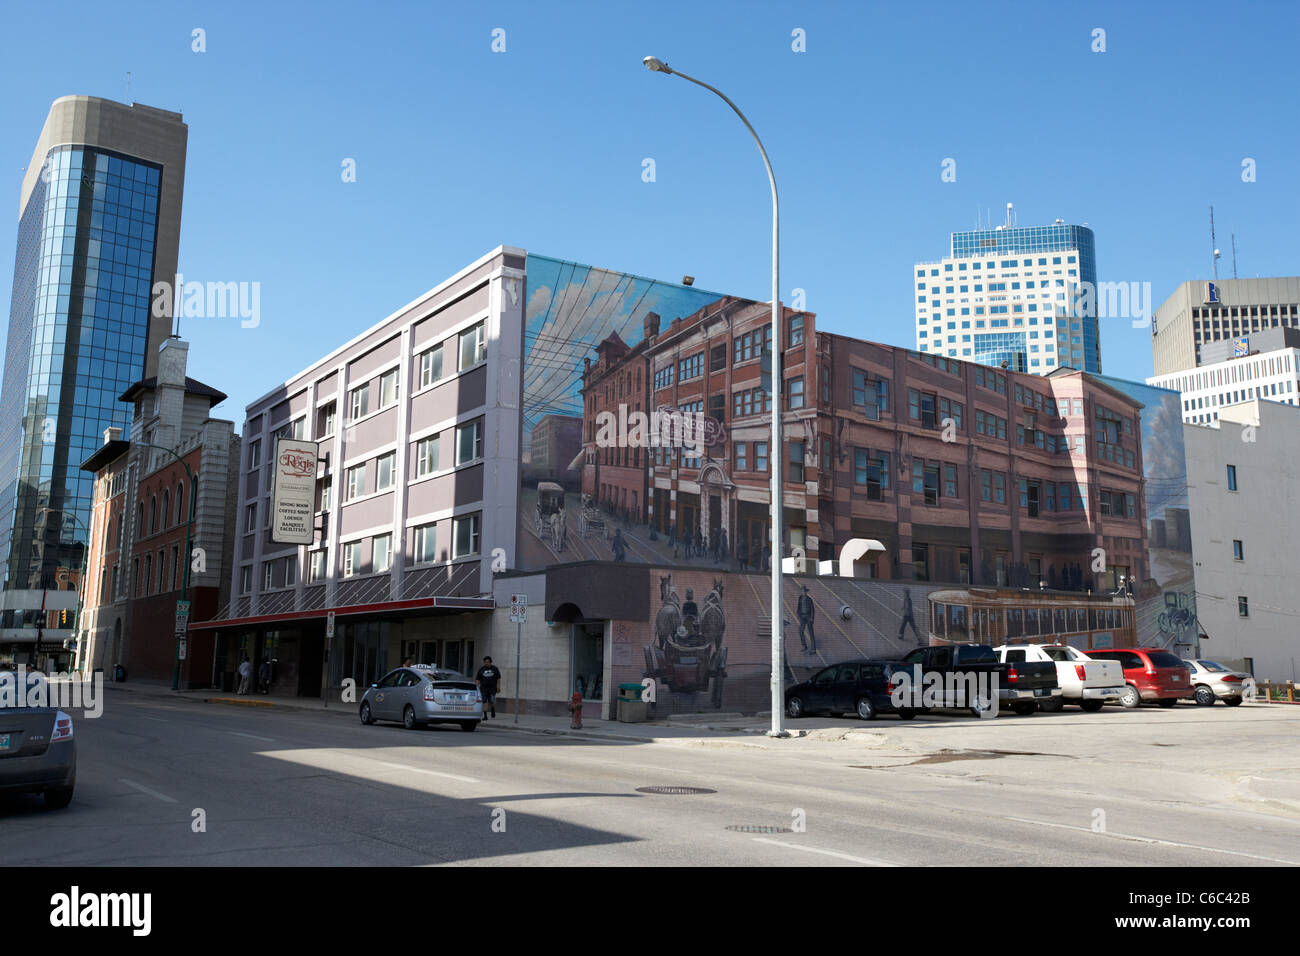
1185, 400, 1300, 681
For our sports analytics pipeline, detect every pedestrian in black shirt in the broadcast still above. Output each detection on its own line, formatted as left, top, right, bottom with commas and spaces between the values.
475, 656, 501, 719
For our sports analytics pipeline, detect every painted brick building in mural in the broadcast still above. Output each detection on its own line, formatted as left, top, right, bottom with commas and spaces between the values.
576, 292, 1150, 591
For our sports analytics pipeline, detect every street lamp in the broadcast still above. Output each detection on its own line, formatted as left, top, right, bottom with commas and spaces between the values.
643, 56, 787, 737
134, 443, 197, 691
36, 507, 90, 674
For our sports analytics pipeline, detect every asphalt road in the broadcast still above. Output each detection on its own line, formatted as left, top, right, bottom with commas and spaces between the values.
3, 694, 1299, 866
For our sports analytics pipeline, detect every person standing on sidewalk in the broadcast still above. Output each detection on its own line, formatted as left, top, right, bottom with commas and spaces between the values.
258, 658, 272, 694
237, 656, 252, 695
475, 656, 501, 719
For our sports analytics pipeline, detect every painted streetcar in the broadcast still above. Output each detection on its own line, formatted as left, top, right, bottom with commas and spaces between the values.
926, 587, 1137, 651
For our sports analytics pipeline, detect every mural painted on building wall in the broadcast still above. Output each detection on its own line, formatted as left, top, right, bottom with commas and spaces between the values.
1094, 376, 1197, 649
520, 253, 764, 572
612, 571, 947, 713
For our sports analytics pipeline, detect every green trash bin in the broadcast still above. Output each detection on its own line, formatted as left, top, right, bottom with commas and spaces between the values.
617, 682, 648, 723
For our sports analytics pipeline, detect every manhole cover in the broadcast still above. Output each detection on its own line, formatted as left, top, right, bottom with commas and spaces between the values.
636, 786, 716, 795
726, 824, 793, 834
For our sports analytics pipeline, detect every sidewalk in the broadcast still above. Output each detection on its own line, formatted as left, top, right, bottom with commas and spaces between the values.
101, 678, 776, 745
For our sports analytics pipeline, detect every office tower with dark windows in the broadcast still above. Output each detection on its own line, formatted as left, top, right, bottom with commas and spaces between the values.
0, 96, 187, 666
914, 221, 1100, 375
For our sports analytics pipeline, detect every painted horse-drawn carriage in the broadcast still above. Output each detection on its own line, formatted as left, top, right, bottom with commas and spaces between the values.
577, 493, 606, 539
535, 482, 567, 552
643, 574, 728, 709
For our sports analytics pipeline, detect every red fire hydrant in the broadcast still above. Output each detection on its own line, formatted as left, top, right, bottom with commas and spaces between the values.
568, 691, 583, 729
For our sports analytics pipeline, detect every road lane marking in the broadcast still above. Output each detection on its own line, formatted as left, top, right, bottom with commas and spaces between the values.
371, 760, 479, 784
752, 837, 897, 866
1003, 816, 1300, 865
134, 715, 168, 722
229, 731, 275, 742
120, 779, 178, 804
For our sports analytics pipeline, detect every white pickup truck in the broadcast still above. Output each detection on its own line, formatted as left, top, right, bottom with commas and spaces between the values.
992, 644, 1126, 712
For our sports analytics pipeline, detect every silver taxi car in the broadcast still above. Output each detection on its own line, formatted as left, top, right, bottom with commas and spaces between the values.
360, 666, 482, 731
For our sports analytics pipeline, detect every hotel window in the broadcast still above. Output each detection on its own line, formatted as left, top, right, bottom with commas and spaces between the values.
1233, 539, 1244, 561
789, 442, 805, 483
379, 368, 399, 408
913, 461, 940, 505
375, 452, 396, 492
937, 397, 963, 429
1238, 596, 1249, 618
248, 439, 261, 471
734, 441, 747, 471
943, 463, 958, 498
239, 565, 251, 594
346, 464, 367, 500
855, 450, 887, 499
908, 389, 938, 428
414, 524, 437, 564
459, 321, 486, 369
852, 370, 888, 419
787, 377, 805, 410
284, 556, 296, 587
310, 550, 326, 582
373, 533, 392, 574
245, 504, 257, 534
788, 314, 804, 347
755, 441, 769, 472
416, 435, 440, 477
419, 344, 444, 387
980, 469, 992, 502
318, 476, 332, 511
319, 402, 336, 437
1226, 464, 1238, 490
453, 513, 481, 558
264, 561, 274, 591
343, 541, 361, 577
349, 383, 370, 421
710, 345, 727, 372
457, 418, 484, 464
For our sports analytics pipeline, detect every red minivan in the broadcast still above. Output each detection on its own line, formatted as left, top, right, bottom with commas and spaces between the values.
1086, 648, 1194, 709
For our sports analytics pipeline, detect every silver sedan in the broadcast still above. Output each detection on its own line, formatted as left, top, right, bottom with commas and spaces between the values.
360, 666, 483, 731
1186, 659, 1253, 706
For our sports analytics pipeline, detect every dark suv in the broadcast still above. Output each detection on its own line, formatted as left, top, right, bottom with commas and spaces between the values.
1085, 648, 1194, 708
785, 660, 914, 721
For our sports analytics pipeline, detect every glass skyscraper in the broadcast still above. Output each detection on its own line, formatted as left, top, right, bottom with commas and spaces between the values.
914, 222, 1100, 376
0, 97, 186, 660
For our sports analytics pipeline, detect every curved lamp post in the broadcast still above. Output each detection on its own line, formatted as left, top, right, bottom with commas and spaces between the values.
643, 56, 787, 737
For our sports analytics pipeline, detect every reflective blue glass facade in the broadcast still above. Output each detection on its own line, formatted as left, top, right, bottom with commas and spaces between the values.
0, 145, 161, 593
972, 332, 1027, 371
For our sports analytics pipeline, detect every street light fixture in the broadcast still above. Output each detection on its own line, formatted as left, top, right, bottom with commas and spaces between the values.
643, 55, 787, 737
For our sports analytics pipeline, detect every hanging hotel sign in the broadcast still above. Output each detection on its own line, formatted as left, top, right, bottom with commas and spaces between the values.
272, 438, 321, 544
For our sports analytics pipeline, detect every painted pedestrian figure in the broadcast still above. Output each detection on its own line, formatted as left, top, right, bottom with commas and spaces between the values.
898, 588, 922, 643
797, 585, 817, 652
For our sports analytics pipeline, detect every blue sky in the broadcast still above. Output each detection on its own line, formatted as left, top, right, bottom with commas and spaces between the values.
2, 0, 1297, 421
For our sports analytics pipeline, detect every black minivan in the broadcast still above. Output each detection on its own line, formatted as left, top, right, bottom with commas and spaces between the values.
784, 660, 915, 721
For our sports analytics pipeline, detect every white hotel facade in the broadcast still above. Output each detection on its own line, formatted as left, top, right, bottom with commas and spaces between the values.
914, 221, 1100, 375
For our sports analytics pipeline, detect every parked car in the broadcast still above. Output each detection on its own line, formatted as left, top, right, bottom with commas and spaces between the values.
992, 643, 1125, 712
784, 660, 917, 721
0, 678, 76, 808
360, 665, 483, 731
1186, 659, 1252, 706
1084, 648, 1195, 708
899, 643, 1059, 716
